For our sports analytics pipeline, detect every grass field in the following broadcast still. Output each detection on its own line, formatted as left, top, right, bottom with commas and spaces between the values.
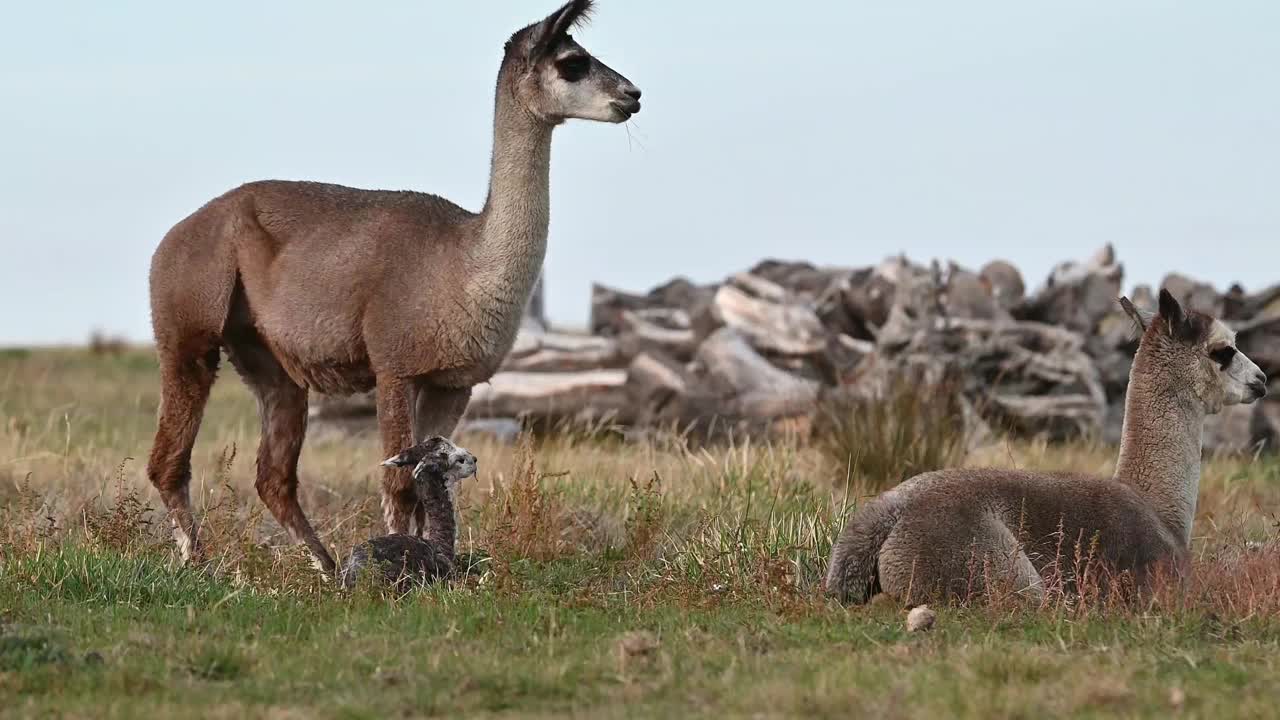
3, 347, 1280, 718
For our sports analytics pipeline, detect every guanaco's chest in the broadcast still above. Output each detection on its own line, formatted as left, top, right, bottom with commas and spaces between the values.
427, 277, 532, 387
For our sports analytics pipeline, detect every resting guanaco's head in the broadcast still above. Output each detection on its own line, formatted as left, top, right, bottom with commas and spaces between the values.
501, 0, 642, 125
382, 436, 478, 493
1121, 288, 1267, 415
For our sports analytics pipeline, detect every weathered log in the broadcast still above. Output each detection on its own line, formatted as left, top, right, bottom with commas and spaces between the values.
708, 278, 828, 357
590, 283, 652, 336
747, 259, 852, 300
457, 417, 524, 445
873, 259, 946, 351
825, 352, 991, 448
943, 262, 1010, 322
816, 266, 900, 341
1102, 402, 1125, 446
695, 328, 821, 418
1047, 244, 1117, 287
628, 307, 692, 330
627, 352, 687, 403
616, 309, 698, 361
468, 369, 632, 423
649, 276, 713, 311
1227, 283, 1280, 322
1088, 337, 1136, 402
988, 393, 1105, 440
623, 340, 819, 438
502, 330, 625, 372
874, 317, 1106, 440
590, 278, 713, 336
979, 260, 1026, 310
311, 369, 633, 437
736, 333, 871, 388
1015, 244, 1123, 335
624, 352, 694, 425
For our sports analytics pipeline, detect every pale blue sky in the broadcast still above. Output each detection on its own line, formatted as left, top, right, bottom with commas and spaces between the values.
1, 1, 1277, 345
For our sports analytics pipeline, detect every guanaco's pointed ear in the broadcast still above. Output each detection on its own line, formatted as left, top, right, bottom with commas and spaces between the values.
532, 0, 594, 58
1157, 288, 1211, 344
1158, 288, 1183, 327
1119, 296, 1152, 333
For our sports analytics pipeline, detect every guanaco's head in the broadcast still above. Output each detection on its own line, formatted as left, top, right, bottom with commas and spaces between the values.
382, 436, 478, 493
501, 0, 642, 125
1121, 288, 1267, 414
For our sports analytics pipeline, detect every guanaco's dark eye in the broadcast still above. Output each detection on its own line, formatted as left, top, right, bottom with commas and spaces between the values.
556, 55, 591, 82
1209, 346, 1237, 370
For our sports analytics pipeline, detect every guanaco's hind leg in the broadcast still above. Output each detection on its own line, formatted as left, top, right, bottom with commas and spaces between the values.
225, 333, 336, 574
879, 513, 1044, 605
147, 344, 220, 563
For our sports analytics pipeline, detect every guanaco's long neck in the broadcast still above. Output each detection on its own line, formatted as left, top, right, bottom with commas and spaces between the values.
1113, 350, 1206, 547
420, 479, 457, 561
471, 77, 555, 316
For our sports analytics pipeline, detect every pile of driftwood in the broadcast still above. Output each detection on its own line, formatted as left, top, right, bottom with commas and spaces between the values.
309, 247, 1280, 453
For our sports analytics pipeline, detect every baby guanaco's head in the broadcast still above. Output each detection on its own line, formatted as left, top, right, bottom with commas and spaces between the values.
381, 436, 478, 494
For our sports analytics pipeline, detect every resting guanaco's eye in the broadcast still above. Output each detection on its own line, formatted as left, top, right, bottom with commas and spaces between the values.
556, 55, 591, 82
1209, 346, 1237, 370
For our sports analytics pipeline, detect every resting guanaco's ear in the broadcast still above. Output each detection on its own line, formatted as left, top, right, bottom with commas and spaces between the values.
1158, 288, 1183, 331
1119, 296, 1152, 333
1157, 288, 1210, 344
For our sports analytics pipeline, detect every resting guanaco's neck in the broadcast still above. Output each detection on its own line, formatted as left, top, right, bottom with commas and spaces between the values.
1113, 342, 1205, 547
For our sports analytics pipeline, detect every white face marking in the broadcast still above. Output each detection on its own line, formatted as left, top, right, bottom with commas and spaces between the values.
1206, 321, 1235, 348
1205, 319, 1266, 409
534, 39, 638, 124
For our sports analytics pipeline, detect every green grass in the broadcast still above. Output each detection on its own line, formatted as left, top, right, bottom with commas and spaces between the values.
3, 348, 1280, 718
6, 546, 1280, 718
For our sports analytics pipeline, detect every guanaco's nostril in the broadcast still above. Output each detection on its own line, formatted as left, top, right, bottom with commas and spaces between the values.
624, 87, 641, 100
1249, 373, 1268, 398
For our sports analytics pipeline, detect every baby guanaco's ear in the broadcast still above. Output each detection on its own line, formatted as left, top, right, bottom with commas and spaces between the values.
380, 436, 449, 468
380, 451, 415, 468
